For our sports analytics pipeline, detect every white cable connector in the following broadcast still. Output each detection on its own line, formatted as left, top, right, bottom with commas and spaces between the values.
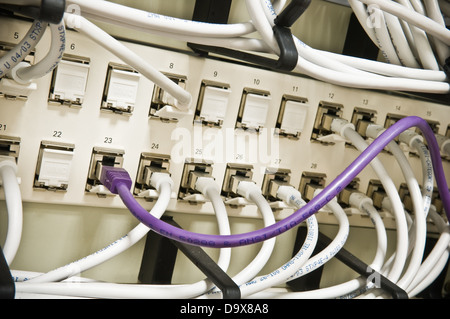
399, 129, 424, 148
276, 185, 306, 208
365, 123, 385, 140
195, 175, 219, 195
149, 172, 173, 191
0, 155, 17, 174
349, 191, 373, 212
330, 117, 355, 137
435, 134, 450, 156
236, 180, 261, 200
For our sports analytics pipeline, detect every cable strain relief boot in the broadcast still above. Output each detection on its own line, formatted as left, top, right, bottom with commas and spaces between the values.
150, 172, 174, 192
99, 166, 132, 194
330, 117, 354, 137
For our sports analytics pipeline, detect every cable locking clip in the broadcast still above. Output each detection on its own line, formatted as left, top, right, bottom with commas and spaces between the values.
189, 0, 311, 71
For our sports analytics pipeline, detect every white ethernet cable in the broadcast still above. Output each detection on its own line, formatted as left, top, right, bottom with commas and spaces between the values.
24, 172, 175, 283
19, 173, 234, 299
202, 185, 318, 299
357, 0, 450, 45
407, 206, 450, 296
250, 0, 450, 94
66, 0, 255, 38
0, 20, 46, 79
12, 20, 65, 84
15, 178, 277, 299
249, 190, 350, 299
329, 119, 409, 290
225, 179, 277, 288
364, 123, 427, 292
0, 156, 23, 266
63, 13, 192, 111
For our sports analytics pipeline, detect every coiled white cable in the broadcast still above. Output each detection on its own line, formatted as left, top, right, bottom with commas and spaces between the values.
13, 21, 65, 83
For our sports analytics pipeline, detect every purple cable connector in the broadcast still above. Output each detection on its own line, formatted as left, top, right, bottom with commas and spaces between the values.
99, 166, 133, 194
107, 116, 450, 249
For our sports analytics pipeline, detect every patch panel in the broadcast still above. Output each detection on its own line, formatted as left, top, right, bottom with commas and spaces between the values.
274, 95, 309, 139
0, 16, 448, 227
0, 4, 449, 298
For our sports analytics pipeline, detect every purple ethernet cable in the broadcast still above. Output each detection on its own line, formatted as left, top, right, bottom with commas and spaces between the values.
100, 116, 450, 248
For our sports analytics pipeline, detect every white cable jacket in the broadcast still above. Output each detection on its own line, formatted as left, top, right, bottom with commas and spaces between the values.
66, 0, 255, 38
15, 21, 65, 83
63, 13, 192, 110
0, 158, 22, 265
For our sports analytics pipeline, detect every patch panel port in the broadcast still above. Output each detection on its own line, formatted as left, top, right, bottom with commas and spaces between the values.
298, 171, 327, 201
311, 101, 344, 143
235, 88, 271, 132
34, 141, 75, 191
351, 107, 377, 137
48, 54, 90, 107
194, 80, 231, 127
275, 95, 309, 139
366, 179, 386, 210
149, 73, 187, 122
85, 147, 125, 197
0, 135, 20, 162
221, 163, 254, 200
261, 167, 292, 202
101, 63, 140, 115
178, 158, 214, 202
134, 153, 171, 200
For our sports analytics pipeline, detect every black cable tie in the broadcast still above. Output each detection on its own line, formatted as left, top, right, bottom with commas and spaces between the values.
316, 232, 409, 299
188, 0, 311, 71
0, 0, 65, 24
167, 219, 241, 299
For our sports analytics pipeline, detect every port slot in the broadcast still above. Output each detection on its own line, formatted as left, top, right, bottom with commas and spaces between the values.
384, 113, 405, 129
261, 167, 292, 202
194, 80, 230, 127
178, 158, 214, 202
34, 141, 75, 191
235, 88, 271, 132
134, 153, 171, 200
101, 63, 140, 115
149, 73, 187, 122
275, 95, 309, 139
0, 135, 20, 162
221, 163, 254, 199
337, 178, 360, 208
366, 179, 386, 209
311, 101, 344, 143
298, 172, 327, 201
398, 183, 414, 213
85, 147, 124, 197
48, 54, 90, 107
351, 107, 377, 137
